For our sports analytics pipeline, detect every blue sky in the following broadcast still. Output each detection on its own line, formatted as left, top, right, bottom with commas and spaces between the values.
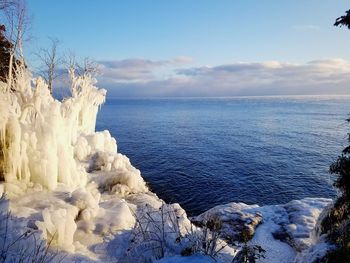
27, 1, 350, 97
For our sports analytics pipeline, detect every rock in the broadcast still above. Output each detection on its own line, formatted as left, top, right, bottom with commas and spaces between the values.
272, 198, 332, 251
191, 202, 263, 243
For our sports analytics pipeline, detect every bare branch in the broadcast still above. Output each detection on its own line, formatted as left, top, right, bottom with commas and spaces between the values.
35, 37, 62, 93
0, 0, 30, 91
4, 0, 29, 58
64, 52, 100, 77
0, 0, 15, 10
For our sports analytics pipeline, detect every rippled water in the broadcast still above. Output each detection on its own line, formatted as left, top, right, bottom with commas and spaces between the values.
96, 96, 350, 216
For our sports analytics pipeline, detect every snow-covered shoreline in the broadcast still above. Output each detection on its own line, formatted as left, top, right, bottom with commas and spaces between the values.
192, 198, 332, 263
0, 68, 334, 262
1, 189, 333, 262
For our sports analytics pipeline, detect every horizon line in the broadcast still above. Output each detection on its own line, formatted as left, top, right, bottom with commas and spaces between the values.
105, 94, 350, 100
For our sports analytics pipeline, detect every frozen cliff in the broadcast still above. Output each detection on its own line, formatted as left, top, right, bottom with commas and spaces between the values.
0, 66, 334, 263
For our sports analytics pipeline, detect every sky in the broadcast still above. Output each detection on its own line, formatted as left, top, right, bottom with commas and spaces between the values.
26, 0, 350, 97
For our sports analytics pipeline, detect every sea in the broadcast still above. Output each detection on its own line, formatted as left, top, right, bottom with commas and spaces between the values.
96, 96, 350, 216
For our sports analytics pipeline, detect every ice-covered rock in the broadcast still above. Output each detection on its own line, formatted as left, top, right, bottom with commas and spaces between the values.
191, 198, 332, 263
35, 207, 78, 252
192, 202, 262, 243
272, 198, 332, 251
293, 235, 334, 263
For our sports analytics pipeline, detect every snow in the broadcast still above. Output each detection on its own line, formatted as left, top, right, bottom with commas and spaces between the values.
294, 236, 334, 263
0, 65, 334, 262
36, 207, 77, 252
250, 205, 296, 263
192, 202, 262, 242
155, 255, 215, 263
280, 198, 332, 251
194, 198, 332, 263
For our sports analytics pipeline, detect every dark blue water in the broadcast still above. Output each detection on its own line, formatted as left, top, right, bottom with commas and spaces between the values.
96, 96, 350, 216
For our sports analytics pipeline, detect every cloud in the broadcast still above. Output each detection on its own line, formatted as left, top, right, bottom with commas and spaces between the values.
97, 58, 350, 97
98, 57, 193, 83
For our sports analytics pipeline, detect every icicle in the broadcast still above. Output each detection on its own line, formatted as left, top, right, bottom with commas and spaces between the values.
0, 65, 107, 193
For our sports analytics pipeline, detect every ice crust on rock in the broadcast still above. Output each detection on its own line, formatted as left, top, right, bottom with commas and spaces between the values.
276, 198, 332, 251
195, 198, 333, 263
36, 207, 78, 252
192, 202, 262, 242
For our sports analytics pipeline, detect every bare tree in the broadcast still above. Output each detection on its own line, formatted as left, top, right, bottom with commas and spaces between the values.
44, 52, 100, 99
65, 52, 100, 77
36, 38, 62, 94
0, 0, 15, 10
1, 0, 30, 90
78, 57, 100, 76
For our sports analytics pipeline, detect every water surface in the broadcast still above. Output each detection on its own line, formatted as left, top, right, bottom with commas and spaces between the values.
96, 96, 349, 216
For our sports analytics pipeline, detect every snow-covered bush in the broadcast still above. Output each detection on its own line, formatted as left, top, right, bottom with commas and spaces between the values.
123, 203, 191, 262
123, 203, 233, 263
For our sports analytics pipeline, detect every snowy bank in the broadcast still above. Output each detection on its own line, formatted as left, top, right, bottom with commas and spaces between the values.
193, 198, 332, 263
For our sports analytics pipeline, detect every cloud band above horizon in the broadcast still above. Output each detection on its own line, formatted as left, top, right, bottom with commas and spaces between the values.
96, 58, 350, 97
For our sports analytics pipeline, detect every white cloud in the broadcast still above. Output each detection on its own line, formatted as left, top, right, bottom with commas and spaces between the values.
97, 58, 350, 97
98, 57, 193, 83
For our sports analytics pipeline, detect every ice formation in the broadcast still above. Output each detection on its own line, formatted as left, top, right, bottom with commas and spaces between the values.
0, 66, 149, 195
0, 65, 335, 263
0, 66, 148, 253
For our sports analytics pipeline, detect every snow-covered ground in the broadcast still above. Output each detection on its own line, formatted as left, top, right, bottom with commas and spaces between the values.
192, 198, 332, 263
0, 68, 333, 262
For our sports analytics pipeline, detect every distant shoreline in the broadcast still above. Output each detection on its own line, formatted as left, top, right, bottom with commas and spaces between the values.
105, 94, 350, 100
